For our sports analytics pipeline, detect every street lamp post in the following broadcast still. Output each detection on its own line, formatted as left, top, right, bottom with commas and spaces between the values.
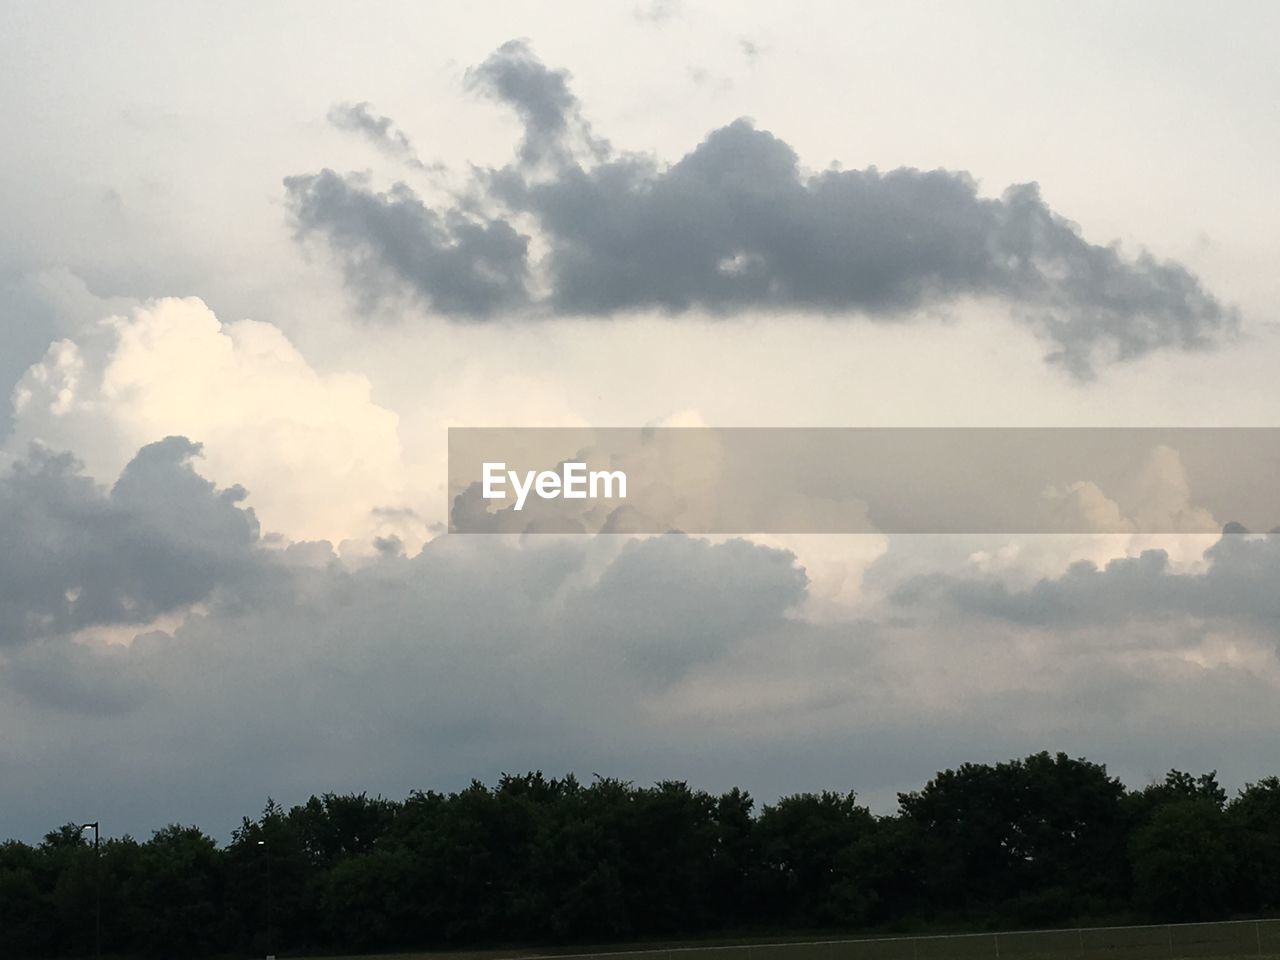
80, 822, 100, 960
257, 839, 273, 960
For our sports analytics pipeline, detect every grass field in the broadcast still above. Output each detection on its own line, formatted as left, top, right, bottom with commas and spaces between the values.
299, 919, 1280, 960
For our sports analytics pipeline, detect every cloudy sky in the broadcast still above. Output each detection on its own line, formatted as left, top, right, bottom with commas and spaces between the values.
3, 0, 1280, 842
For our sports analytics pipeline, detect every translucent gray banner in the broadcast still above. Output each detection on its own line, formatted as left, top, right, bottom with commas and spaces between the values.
448, 428, 1280, 534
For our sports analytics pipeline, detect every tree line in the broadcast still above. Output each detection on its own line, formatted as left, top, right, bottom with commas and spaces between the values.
2, 752, 1279, 958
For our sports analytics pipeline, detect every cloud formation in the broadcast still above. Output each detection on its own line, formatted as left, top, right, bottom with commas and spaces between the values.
284, 41, 1239, 377
327, 101, 430, 170
896, 530, 1280, 631
0, 437, 260, 647
465, 39, 608, 168
8, 513, 1280, 842
284, 170, 530, 316
8, 297, 411, 545
567, 535, 808, 681
0, 508, 829, 836
1, 419, 1278, 842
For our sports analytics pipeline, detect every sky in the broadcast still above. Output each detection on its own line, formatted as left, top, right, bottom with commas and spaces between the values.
2, 0, 1280, 842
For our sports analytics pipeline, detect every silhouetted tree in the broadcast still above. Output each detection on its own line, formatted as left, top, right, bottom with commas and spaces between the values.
3, 754, 1279, 959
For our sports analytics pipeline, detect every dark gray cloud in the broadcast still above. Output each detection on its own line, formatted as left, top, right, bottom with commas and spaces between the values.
896, 532, 1280, 630
567, 534, 808, 681
285, 43, 1238, 376
465, 39, 607, 168
0, 437, 261, 646
327, 101, 429, 170
283, 168, 529, 316
2, 444, 1278, 842
0, 529, 821, 839
5, 637, 149, 716
9, 524, 1280, 844
499, 122, 1237, 377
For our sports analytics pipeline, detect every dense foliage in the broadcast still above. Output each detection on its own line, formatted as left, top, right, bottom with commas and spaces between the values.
3, 753, 1280, 958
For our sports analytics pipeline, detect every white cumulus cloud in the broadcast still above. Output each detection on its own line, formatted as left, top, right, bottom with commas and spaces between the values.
8, 297, 410, 546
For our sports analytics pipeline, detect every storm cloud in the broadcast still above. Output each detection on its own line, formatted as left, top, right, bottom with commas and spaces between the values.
285, 41, 1238, 377
11, 521, 1280, 842
464, 39, 608, 168
284, 169, 530, 316
897, 530, 1280, 631
0, 437, 261, 646
567, 534, 808, 681
0, 518, 828, 838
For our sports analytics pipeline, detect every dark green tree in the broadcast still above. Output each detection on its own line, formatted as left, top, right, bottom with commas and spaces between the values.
1130, 798, 1231, 920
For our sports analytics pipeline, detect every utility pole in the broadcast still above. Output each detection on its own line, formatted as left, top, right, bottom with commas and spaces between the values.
258, 839, 274, 959
80, 822, 101, 960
